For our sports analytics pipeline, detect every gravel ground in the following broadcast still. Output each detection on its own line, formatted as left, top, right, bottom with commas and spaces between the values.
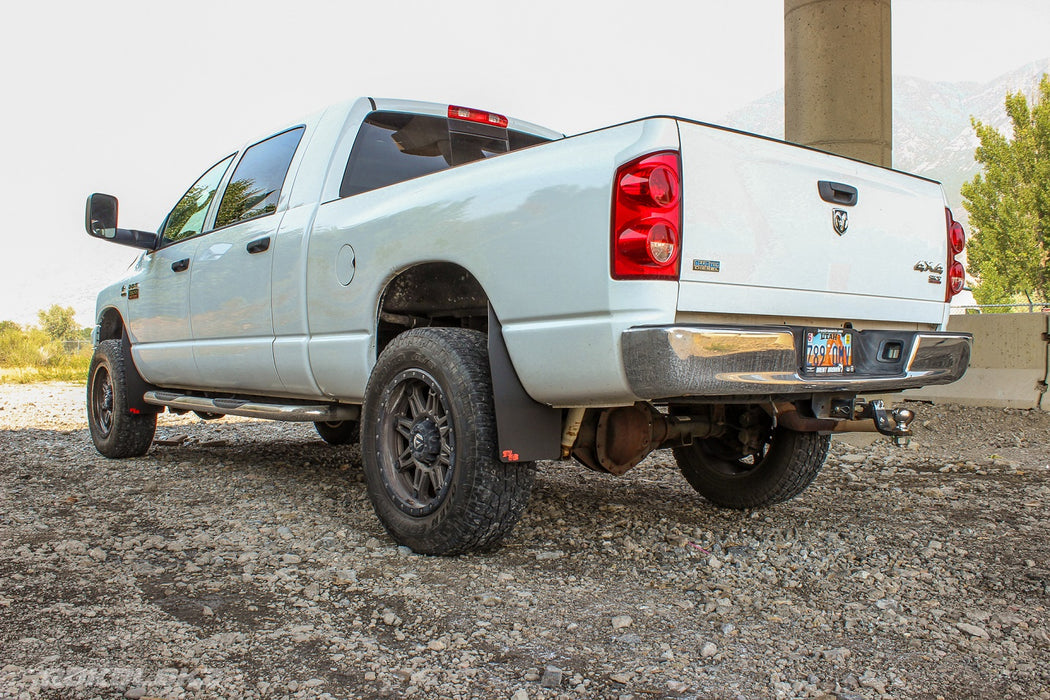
1, 382, 1048, 700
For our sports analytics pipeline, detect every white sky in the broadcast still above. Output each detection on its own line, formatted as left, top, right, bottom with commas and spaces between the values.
1, 0, 1048, 326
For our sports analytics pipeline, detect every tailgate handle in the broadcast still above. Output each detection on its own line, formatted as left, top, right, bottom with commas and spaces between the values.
818, 181, 858, 207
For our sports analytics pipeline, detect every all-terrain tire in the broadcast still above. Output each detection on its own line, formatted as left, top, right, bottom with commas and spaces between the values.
673, 427, 830, 509
361, 328, 534, 555
314, 420, 360, 445
87, 339, 157, 458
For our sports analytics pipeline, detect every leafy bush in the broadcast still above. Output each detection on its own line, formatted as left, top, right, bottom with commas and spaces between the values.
0, 321, 92, 384
962, 74, 1050, 308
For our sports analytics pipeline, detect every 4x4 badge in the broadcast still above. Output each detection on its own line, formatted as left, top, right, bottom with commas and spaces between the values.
832, 209, 849, 236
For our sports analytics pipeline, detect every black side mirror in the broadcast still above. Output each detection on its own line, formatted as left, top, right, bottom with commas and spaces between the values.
84, 193, 159, 250
85, 193, 118, 239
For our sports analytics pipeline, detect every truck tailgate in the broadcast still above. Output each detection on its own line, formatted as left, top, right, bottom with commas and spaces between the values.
676, 121, 950, 326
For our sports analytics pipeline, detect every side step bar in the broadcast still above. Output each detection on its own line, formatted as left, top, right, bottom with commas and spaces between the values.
143, 391, 360, 423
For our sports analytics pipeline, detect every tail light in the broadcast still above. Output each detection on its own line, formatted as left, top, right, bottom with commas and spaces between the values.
945, 208, 966, 301
612, 152, 682, 279
448, 105, 509, 128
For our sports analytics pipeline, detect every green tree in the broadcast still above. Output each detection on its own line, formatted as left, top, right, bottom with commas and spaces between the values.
215, 177, 273, 228
961, 74, 1050, 310
37, 305, 80, 342
163, 183, 206, 241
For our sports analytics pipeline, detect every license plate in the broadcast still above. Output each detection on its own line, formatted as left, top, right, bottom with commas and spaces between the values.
804, 329, 854, 374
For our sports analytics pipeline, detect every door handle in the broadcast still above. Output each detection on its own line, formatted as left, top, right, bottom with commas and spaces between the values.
171, 258, 189, 272
246, 237, 271, 254
818, 180, 858, 207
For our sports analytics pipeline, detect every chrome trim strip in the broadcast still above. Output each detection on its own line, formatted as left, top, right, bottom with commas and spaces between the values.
622, 326, 971, 398
143, 391, 360, 422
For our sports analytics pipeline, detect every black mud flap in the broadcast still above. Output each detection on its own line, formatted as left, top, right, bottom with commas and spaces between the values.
120, 333, 161, 415
488, 306, 562, 463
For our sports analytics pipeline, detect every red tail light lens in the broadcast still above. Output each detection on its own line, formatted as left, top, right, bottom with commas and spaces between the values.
448, 105, 509, 128
612, 152, 682, 280
948, 260, 965, 296
949, 221, 966, 255
619, 163, 680, 208
616, 220, 679, 266
945, 208, 966, 301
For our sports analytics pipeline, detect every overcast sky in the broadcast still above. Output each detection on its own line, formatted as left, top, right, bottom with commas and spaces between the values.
2, 0, 1048, 326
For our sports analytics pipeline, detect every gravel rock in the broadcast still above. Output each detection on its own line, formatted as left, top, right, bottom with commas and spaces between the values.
1, 384, 1049, 699
540, 665, 563, 688
956, 622, 990, 639
821, 647, 851, 662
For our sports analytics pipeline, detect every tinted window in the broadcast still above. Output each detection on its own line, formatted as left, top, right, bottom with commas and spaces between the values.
215, 127, 304, 228
161, 155, 235, 244
339, 111, 552, 198
509, 130, 550, 150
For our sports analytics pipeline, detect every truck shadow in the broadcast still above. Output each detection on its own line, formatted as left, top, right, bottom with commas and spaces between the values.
0, 420, 809, 559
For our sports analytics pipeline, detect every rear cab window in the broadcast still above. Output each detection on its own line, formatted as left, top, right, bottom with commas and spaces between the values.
339, 111, 552, 198
215, 127, 305, 228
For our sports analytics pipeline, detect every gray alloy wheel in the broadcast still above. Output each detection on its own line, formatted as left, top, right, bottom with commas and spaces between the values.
360, 328, 534, 555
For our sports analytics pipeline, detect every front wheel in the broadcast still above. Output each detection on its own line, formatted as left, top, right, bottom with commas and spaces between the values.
673, 409, 829, 509
361, 328, 534, 555
87, 339, 157, 458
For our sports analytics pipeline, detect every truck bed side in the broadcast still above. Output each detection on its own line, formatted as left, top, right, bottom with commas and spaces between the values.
300, 117, 684, 406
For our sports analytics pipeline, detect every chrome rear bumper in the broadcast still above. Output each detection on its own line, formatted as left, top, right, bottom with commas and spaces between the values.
622, 325, 971, 399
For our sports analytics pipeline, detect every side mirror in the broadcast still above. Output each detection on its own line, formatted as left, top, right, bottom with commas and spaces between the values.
85, 193, 118, 239
84, 193, 159, 250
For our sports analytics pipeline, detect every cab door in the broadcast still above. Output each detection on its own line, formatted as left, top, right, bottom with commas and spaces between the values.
126, 155, 234, 388
189, 127, 305, 393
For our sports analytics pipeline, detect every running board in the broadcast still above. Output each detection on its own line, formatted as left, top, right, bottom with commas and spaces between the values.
143, 391, 360, 423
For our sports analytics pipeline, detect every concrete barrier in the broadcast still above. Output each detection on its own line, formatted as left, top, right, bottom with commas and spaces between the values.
903, 313, 1049, 410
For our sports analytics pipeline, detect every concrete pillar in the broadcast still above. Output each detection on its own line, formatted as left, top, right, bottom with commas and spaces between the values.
784, 0, 892, 167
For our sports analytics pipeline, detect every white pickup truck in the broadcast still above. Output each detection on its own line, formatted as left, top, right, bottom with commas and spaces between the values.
85, 97, 971, 554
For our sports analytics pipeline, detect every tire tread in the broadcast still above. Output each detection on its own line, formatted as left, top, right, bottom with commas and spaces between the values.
674, 427, 829, 509
87, 339, 157, 459
361, 328, 533, 555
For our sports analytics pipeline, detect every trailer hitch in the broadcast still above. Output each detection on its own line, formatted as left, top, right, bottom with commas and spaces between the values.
773, 399, 916, 446
856, 399, 915, 446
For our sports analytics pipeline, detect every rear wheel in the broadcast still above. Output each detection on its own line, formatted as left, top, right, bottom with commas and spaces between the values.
87, 339, 157, 458
673, 406, 829, 509
361, 328, 534, 555
314, 420, 359, 445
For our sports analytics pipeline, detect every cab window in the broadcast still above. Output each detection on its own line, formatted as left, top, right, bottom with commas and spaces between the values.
215, 127, 305, 228
160, 155, 235, 245
339, 111, 552, 198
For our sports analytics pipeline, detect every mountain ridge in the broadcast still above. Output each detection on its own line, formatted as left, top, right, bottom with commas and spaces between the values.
723, 58, 1050, 216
